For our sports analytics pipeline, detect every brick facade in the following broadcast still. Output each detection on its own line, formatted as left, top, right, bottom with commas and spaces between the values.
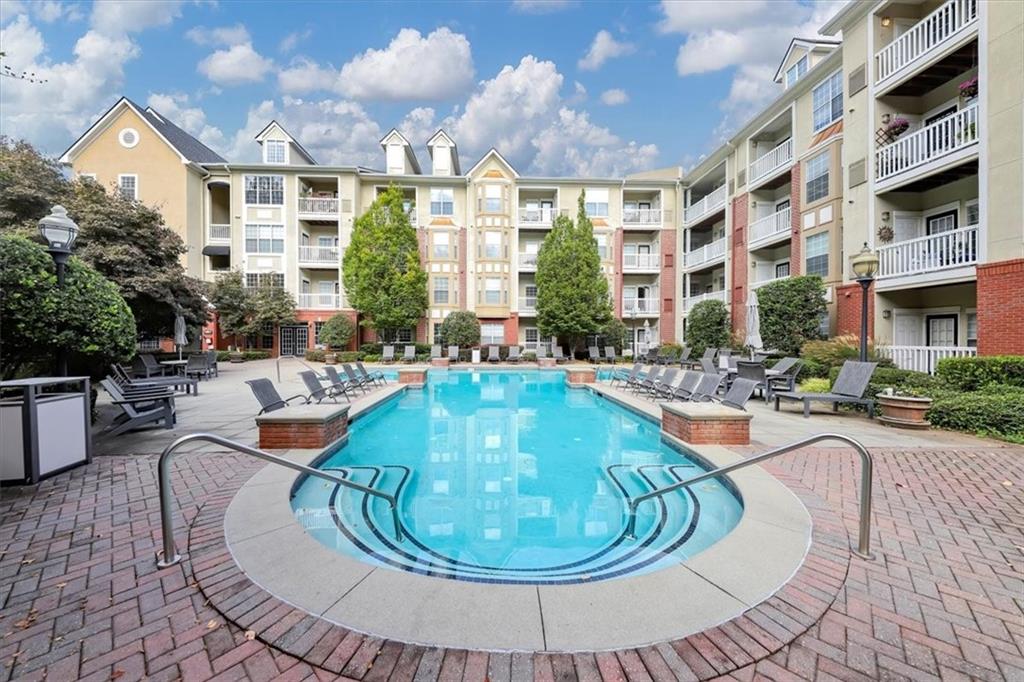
788, 162, 802, 276
730, 193, 749, 336
977, 258, 1024, 355
503, 314, 519, 345
256, 407, 349, 449
660, 227, 677, 343
661, 403, 752, 445
835, 281, 875, 339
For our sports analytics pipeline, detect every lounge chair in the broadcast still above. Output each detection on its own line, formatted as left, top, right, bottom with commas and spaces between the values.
648, 368, 679, 399
644, 348, 659, 364
765, 358, 803, 398
402, 345, 416, 363
100, 379, 175, 437
430, 345, 442, 361
604, 346, 617, 364
299, 369, 350, 403
623, 365, 655, 392
611, 363, 642, 387
710, 377, 758, 411
184, 354, 211, 381
382, 345, 396, 363
136, 354, 168, 378
356, 361, 387, 386
535, 345, 548, 360
684, 347, 716, 370
508, 346, 522, 363
447, 345, 460, 363
735, 361, 767, 401
245, 378, 308, 415
487, 346, 501, 363
700, 358, 720, 375
588, 346, 601, 364
774, 361, 877, 418
690, 372, 725, 401
553, 346, 569, 363
676, 347, 692, 366
655, 349, 674, 366
328, 365, 369, 393
111, 364, 198, 395
632, 366, 665, 393
667, 371, 703, 401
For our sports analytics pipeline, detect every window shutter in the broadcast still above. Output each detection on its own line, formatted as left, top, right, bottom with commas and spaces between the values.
341, 199, 352, 213
728, 179, 735, 195
848, 64, 867, 96
849, 158, 866, 188
736, 169, 746, 188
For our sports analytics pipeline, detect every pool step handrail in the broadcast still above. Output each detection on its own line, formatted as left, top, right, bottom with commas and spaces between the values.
155, 432, 403, 568
624, 433, 874, 560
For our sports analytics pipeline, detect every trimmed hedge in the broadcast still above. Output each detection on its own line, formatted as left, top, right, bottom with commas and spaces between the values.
935, 355, 1024, 391
215, 350, 270, 361
359, 342, 433, 356
305, 349, 326, 362
928, 385, 1024, 443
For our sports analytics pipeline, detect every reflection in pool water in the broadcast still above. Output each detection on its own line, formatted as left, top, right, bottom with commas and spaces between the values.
291, 370, 742, 584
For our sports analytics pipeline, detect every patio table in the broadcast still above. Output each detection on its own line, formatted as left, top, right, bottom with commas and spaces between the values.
160, 359, 189, 376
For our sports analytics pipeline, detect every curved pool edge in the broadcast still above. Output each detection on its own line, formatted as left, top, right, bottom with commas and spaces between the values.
221, 439, 814, 652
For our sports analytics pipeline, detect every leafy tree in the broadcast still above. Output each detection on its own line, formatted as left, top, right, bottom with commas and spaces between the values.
319, 313, 356, 350
245, 284, 297, 338
686, 299, 730, 358
597, 317, 628, 352
757, 275, 827, 355
0, 235, 135, 379
207, 270, 296, 349
343, 186, 428, 337
0, 137, 68, 231
536, 191, 612, 350
438, 310, 481, 347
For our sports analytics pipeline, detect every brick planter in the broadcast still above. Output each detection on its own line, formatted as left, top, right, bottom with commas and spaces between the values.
397, 367, 427, 388
255, 404, 350, 450
430, 357, 450, 368
661, 402, 752, 445
538, 357, 557, 369
565, 367, 597, 386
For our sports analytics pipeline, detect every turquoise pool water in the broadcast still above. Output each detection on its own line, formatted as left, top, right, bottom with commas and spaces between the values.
291, 370, 742, 584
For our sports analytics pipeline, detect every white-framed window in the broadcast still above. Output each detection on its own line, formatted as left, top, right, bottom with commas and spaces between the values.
244, 175, 284, 205
785, 55, 808, 88
433, 277, 449, 304
484, 185, 502, 213
433, 231, 450, 258
118, 174, 137, 201
595, 233, 608, 260
433, 322, 443, 345
965, 199, 979, 226
484, 277, 501, 304
805, 150, 830, 203
812, 70, 843, 132
966, 311, 977, 347
118, 128, 139, 149
585, 188, 609, 217
805, 232, 829, 277
484, 231, 501, 258
314, 321, 326, 346
245, 272, 285, 289
138, 337, 160, 352
264, 140, 287, 164
430, 188, 454, 216
244, 224, 284, 253
524, 327, 539, 349
481, 323, 504, 345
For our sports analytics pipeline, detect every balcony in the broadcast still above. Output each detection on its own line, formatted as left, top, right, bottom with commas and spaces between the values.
518, 253, 538, 271
623, 298, 659, 316
208, 223, 230, 241
748, 207, 791, 249
622, 208, 663, 228
297, 293, 343, 309
518, 207, 557, 227
520, 296, 537, 315
875, 0, 978, 92
684, 185, 727, 225
622, 253, 660, 272
751, 274, 790, 290
878, 345, 976, 374
876, 225, 978, 285
749, 139, 793, 188
298, 245, 340, 266
684, 237, 727, 270
297, 196, 339, 218
875, 105, 979, 191
684, 290, 727, 314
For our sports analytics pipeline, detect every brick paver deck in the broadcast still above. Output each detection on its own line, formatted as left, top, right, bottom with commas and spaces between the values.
2, 444, 1022, 681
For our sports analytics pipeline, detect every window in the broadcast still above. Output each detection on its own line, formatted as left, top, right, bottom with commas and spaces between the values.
314, 321, 325, 346
785, 55, 808, 88
433, 231, 450, 258
138, 338, 160, 352
118, 175, 137, 200
382, 328, 414, 343
818, 313, 830, 337
805, 232, 829, 277
433, 277, 449, 304
775, 262, 790, 278
264, 140, 287, 164
481, 324, 504, 345
484, 185, 502, 213
430, 188, 454, 215
966, 312, 977, 347
584, 188, 609, 217
812, 71, 843, 131
244, 175, 284, 205
118, 128, 139, 149
244, 224, 284, 253
245, 272, 285, 289
805, 150, 830, 203
261, 323, 274, 350
524, 328, 539, 349
484, 231, 501, 258
965, 200, 979, 226
484, 278, 501, 304
595, 233, 608, 260
433, 323, 443, 345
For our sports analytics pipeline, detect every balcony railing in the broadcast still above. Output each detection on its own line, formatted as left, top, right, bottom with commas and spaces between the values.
875, 0, 978, 86
876, 105, 979, 184
520, 296, 537, 313
623, 298, 659, 315
209, 223, 230, 241
877, 225, 978, 279
518, 253, 538, 270
685, 237, 727, 269
518, 207, 557, 226
297, 197, 339, 216
684, 290, 728, 313
684, 185, 728, 224
878, 345, 976, 374
751, 274, 790, 289
297, 293, 343, 309
749, 139, 794, 186
298, 245, 340, 265
623, 208, 663, 226
623, 253, 660, 271
748, 207, 791, 248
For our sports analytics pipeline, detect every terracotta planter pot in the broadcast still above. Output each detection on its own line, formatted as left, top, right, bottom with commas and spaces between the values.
877, 394, 932, 429
229, 352, 244, 364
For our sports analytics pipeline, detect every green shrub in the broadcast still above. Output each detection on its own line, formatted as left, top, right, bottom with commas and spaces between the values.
799, 377, 831, 393
304, 349, 326, 362
928, 385, 1024, 442
659, 342, 684, 358
363, 354, 381, 363
597, 318, 628, 351
241, 351, 270, 361
319, 314, 355, 350
757, 276, 827, 355
338, 351, 362, 362
801, 334, 891, 367
523, 351, 537, 362
216, 350, 231, 362
686, 299, 730, 358
935, 355, 1024, 391
827, 365, 944, 398
439, 311, 481, 348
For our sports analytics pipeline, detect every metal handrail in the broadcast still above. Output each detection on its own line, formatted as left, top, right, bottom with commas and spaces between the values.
625, 433, 874, 559
155, 433, 402, 568
275, 354, 321, 382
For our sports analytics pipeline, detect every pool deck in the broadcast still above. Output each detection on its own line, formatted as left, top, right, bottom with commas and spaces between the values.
2, 359, 1022, 680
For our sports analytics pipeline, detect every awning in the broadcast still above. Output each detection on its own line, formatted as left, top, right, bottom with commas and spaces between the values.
202, 245, 230, 257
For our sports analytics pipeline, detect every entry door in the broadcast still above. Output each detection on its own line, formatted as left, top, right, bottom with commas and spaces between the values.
926, 315, 957, 348
927, 210, 958, 267
540, 200, 554, 222
893, 313, 923, 346
280, 325, 309, 357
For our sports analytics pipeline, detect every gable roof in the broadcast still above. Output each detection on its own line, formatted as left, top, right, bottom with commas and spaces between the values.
466, 148, 519, 178
426, 129, 461, 174
379, 128, 422, 174
773, 37, 841, 84
254, 120, 317, 164
60, 97, 226, 165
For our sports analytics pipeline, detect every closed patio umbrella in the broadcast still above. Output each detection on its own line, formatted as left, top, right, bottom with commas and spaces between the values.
744, 290, 763, 359
173, 313, 188, 360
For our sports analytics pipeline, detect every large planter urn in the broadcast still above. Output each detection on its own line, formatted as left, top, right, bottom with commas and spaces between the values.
324, 352, 337, 365
877, 394, 932, 429
229, 351, 244, 364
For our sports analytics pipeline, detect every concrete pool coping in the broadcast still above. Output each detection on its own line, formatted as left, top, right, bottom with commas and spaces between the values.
221, 376, 814, 652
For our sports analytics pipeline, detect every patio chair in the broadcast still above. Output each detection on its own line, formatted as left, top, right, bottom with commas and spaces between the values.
553, 346, 569, 363
689, 372, 726, 401
774, 361, 877, 418
604, 346, 618, 364
137, 354, 168, 378
611, 363, 642, 387
447, 345, 460, 363
382, 345, 396, 363
588, 346, 601, 364
633, 366, 665, 393
644, 348, 659, 364
649, 368, 679, 399
667, 371, 703, 401
430, 345, 442, 360
710, 377, 758, 411
765, 358, 803, 398
184, 354, 211, 381
402, 345, 416, 363
676, 347, 692, 366
726, 355, 739, 371
245, 378, 308, 415
487, 346, 501, 363
206, 350, 219, 377
535, 345, 548, 360
735, 361, 767, 401
329, 365, 370, 393
508, 346, 522, 363
111, 364, 198, 395
100, 379, 175, 437
684, 347, 716, 370
623, 365, 655, 392
299, 369, 350, 403
356, 361, 387, 386
700, 358, 720, 375
655, 349, 675, 366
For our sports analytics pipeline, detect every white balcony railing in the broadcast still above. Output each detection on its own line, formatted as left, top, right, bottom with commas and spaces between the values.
518, 253, 538, 269
684, 185, 728, 224
877, 225, 979, 279
623, 298, 659, 315
623, 208, 663, 226
297, 293, 343, 309
298, 245, 340, 264
521, 296, 537, 313
751, 274, 790, 290
684, 290, 728, 313
623, 253, 660, 271
518, 207, 557, 225
749, 139, 794, 186
748, 207, 791, 248
684, 237, 727, 269
297, 196, 339, 215
878, 345, 976, 374
875, 0, 978, 85
208, 223, 230, 240
876, 105, 979, 184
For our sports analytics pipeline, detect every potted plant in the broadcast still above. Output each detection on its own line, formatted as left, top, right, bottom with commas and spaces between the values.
318, 313, 355, 366
228, 346, 244, 363
877, 387, 933, 429
959, 75, 978, 100
884, 116, 910, 139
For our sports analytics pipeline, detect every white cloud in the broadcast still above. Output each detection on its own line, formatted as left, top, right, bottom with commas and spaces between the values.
146, 92, 228, 154
277, 57, 336, 95
198, 43, 273, 86
511, 0, 576, 14
185, 24, 251, 47
578, 30, 634, 71
398, 107, 438, 148
567, 81, 587, 104
531, 108, 658, 177
33, 1, 83, 23
279, 28, 312, 54
335, 27, 473, 101
600, 88, 628, 106
90, 0, 183, 34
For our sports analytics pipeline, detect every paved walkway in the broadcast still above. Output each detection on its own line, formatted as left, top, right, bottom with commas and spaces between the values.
2, 362, 1022, 680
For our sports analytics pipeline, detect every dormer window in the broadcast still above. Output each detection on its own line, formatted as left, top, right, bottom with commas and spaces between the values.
264, 140, 287, 164
785, 56, 808, 88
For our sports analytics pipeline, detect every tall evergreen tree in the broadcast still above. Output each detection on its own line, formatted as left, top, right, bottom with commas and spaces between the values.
535, 191, 612, 351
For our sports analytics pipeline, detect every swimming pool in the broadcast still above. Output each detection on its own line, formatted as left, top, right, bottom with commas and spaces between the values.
291, 370, 743, 584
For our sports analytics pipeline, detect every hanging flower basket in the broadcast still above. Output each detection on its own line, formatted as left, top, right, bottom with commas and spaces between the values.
959, 76, 978, 99
884, 117, 910, 138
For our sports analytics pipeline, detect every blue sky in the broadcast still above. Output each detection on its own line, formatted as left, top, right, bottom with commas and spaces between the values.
1, 0, 841, 176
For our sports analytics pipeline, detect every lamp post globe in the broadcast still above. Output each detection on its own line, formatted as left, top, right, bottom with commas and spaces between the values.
38, 205, 80, 375
850, 242, 879, 362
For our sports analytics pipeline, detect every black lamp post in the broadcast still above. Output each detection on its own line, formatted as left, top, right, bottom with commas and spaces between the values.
38, 205, 79, 376
850, 242, 879, 362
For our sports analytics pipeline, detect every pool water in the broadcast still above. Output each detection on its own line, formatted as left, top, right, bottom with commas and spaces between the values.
291, 370, 743, 584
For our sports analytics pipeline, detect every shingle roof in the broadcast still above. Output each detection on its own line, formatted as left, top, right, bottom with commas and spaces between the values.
126, 98, 227, 164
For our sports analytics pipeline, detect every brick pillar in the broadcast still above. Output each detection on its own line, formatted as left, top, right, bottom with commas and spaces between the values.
977, 258, 1024, 355
614, 227, 624, 318
730, 193, 749, 336
789, 163, 802, 275
504, 314, 519, 345
835, 282, 874, 339
660, 227, 676, 343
